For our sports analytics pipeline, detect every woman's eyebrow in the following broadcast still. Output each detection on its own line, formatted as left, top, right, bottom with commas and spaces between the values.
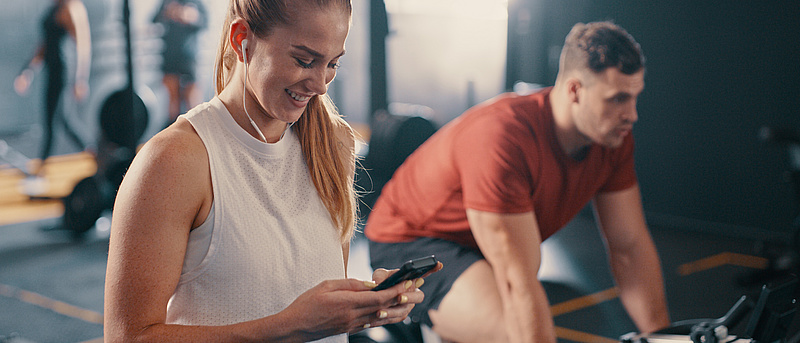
291, 44, 346, 59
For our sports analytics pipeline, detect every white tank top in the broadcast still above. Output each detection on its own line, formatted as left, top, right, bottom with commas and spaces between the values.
166, 97, 346, 343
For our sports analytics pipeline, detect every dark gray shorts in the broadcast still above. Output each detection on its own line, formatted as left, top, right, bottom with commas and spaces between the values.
368, 237, 484, 327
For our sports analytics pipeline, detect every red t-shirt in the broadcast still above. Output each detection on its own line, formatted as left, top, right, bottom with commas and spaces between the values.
365, 88, 637, 249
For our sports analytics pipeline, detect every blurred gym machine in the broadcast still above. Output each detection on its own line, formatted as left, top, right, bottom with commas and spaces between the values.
621, 276, 798, 343
50, 0, 149, 235
0, 139, 35, 178
356, 106, 437, 222
737, 126, 800, 287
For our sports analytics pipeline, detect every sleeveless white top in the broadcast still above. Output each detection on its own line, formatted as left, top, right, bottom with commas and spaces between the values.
166, 97, 346, 343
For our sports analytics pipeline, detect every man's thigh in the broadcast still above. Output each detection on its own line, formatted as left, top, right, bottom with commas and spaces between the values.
429, 259, 507, 343
368, 237, 484, 327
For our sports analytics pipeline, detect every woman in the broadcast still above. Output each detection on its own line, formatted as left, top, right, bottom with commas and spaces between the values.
14, 0, 91, 181
103, 0, 439, 341
152, 0, 207, 126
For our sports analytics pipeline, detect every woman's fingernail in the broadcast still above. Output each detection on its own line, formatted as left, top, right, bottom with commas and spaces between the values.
399, 295, 408, 304
378, 310, 388, 319
364, 281, 377, 288
415, 278, 425, 288
404, 280, 413, 289
363, 323, 371, 329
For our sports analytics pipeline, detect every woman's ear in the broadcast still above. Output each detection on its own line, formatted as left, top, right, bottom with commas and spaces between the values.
230, 19, 250, 63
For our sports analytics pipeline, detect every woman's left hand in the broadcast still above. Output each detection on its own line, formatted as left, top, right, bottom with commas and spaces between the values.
362, 262, 443, 330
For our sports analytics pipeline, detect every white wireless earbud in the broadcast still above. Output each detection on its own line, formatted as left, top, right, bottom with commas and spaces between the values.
241, 39, 249, 62
239, 37, 267, 143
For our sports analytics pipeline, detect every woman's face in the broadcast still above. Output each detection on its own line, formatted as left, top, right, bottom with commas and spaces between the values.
245, 6, 350, 125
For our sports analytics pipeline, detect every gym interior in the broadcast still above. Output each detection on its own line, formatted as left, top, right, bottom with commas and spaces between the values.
1, 0, 799, 342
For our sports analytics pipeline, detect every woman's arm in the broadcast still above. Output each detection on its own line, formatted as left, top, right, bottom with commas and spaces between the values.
103, 120, 214, 341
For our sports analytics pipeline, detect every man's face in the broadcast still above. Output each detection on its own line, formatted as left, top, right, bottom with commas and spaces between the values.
572, 68, 645, 148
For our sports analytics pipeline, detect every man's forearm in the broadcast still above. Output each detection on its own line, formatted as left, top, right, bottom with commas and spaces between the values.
611, 238, 670, 333
499, 276, 557, 343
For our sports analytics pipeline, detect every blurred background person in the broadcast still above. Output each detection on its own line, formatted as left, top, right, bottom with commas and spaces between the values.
13, 0, 91, 194
152, 0, 207, 127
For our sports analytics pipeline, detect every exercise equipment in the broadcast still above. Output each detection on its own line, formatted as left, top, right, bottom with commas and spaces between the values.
98, 0, 148, 152
61, 176, 103, 234
621, 276, 799, 343
57, 0, 147, 235
356, 107, 437, 220
0, 139, 34, 176
738, 126, 800, 288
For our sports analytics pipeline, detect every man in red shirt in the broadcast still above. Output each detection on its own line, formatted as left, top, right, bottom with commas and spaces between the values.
365, 21, 670, 342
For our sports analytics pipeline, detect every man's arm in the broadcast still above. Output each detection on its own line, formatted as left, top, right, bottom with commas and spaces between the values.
467, 209, 557, 343
593, 184, 670, 333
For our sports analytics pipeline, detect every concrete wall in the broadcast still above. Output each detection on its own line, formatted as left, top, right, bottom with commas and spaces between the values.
507, 0, 800, 238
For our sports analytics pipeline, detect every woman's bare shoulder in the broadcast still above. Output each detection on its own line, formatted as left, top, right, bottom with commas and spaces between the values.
122, 118, 210, 198
138, 119, 206, 166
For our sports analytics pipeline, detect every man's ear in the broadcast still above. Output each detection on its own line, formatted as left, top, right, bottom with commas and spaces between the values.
566, 77, 582, 104
230, 19, 250, 63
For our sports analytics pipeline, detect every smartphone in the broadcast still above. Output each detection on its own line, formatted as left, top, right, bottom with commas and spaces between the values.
371, 255, 437, 291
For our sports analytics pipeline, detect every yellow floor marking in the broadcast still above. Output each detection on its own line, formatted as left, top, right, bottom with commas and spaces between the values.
555, 326, 619, 343
550, 287, 619, 317
726, 252, 770, 269
0, 283, 103, 325
678, 252, 768, 276
0, 152, 96, 226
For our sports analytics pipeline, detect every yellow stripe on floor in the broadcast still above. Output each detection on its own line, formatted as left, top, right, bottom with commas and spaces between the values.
677, 252, 768, 276
0, 283, 103, 325
555, 326, 619, 343
0, 152, 96, 226
550, 287, 619, 317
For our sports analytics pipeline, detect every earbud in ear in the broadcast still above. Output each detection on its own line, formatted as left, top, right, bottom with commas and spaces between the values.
241, 39, 249, 62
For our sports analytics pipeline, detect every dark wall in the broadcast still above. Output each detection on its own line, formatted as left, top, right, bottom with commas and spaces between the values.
507, 0, 800, 237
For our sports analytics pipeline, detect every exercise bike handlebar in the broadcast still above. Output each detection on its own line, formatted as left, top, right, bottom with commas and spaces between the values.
662, 295, 754, 334
621, 295, 755, 343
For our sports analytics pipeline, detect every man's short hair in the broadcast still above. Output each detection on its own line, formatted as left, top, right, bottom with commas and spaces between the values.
560, 21, 645, 76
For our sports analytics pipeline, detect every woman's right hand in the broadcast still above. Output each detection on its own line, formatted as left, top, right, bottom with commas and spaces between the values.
280, 276, 425, 341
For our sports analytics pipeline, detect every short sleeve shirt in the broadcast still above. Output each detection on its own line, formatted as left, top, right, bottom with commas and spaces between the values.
365, 88, 637, 249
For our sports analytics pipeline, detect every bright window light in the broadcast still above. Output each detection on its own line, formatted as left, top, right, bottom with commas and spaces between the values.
384, 0, 508, 20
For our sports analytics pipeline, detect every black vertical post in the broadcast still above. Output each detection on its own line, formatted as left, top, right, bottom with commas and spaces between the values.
122, 0, 134, 102
118, 0, 137, 151
369, 0, 388, 122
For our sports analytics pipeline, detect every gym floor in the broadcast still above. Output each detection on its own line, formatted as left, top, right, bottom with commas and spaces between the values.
2, 150, 798, 343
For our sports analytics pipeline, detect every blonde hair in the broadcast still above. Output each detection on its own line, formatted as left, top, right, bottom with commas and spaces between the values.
214, 0, 356, 243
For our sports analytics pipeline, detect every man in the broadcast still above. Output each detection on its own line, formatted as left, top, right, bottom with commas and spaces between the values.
365, 21, 670, 342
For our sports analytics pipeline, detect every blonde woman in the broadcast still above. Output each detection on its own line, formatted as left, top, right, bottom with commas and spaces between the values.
104, 0, 439, 341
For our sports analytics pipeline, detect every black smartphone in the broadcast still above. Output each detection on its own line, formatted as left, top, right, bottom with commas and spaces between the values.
371, 255, 437, 291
